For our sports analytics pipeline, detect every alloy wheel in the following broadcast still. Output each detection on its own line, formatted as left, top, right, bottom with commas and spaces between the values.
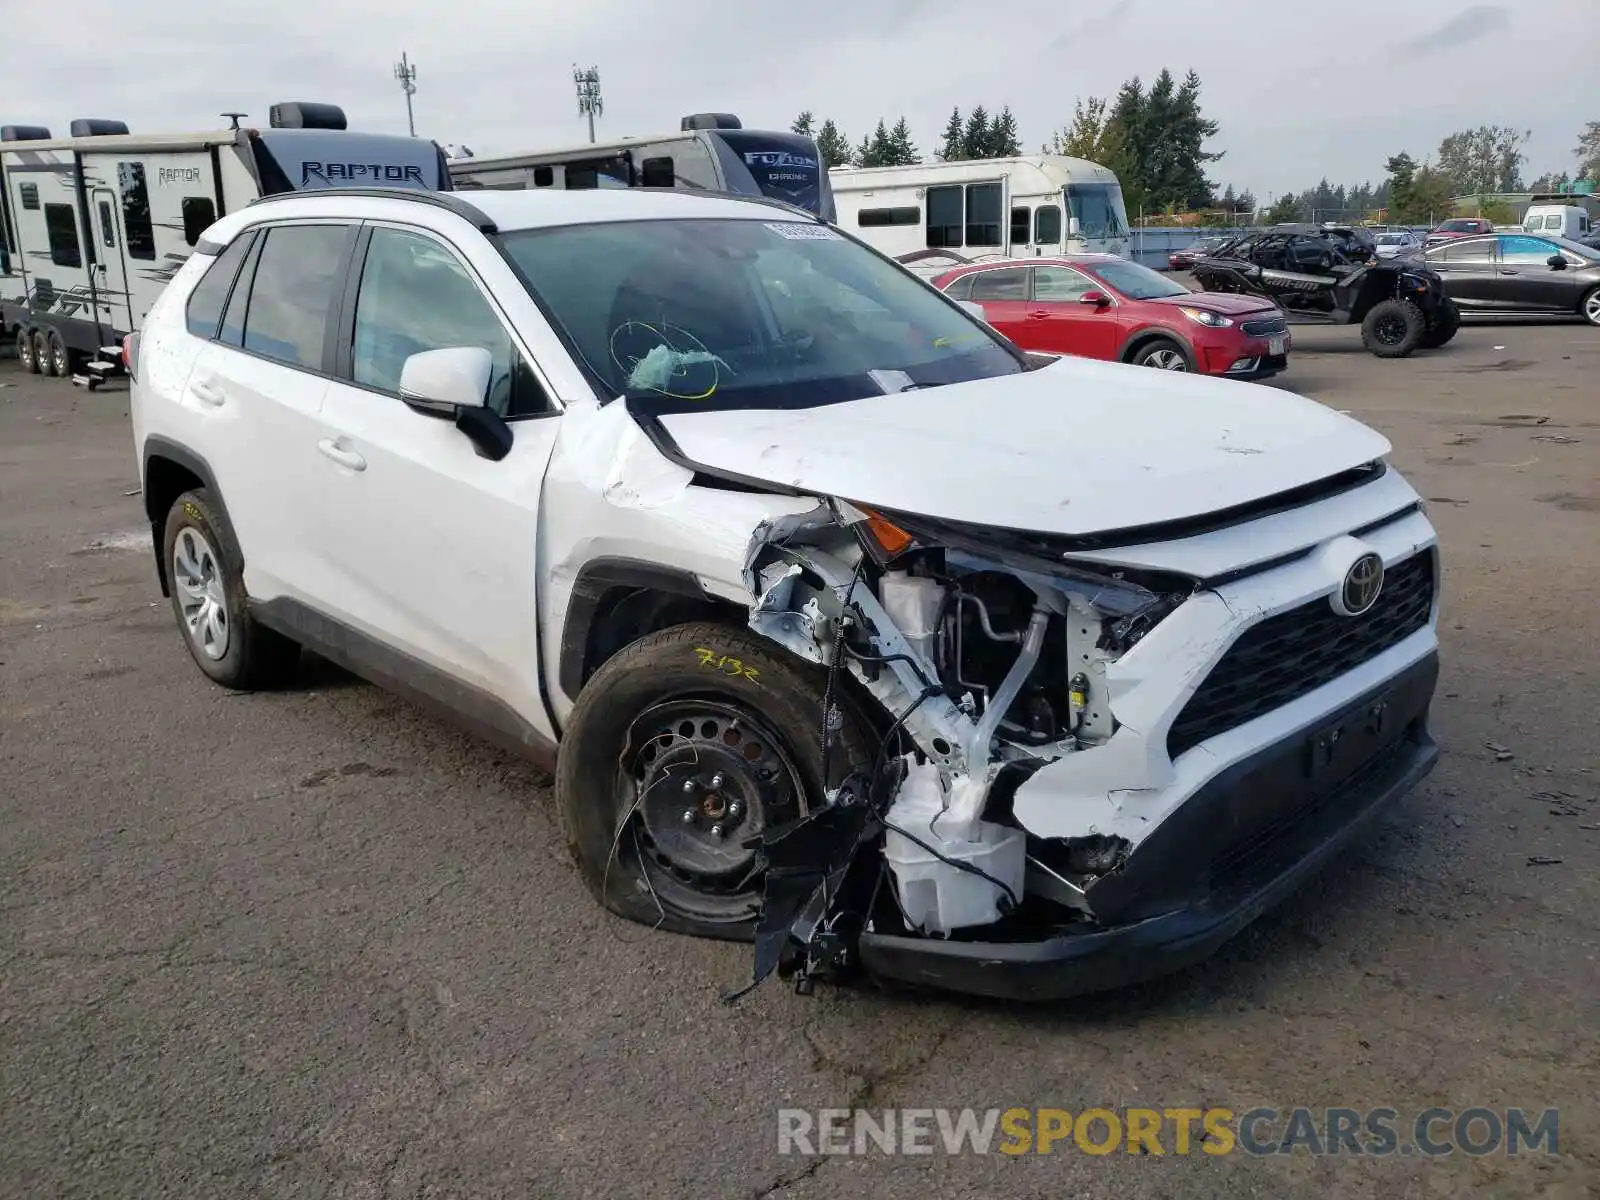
1585, 290, 1600, 326
1141, 347, 1188, 370
172, 527, 230, 661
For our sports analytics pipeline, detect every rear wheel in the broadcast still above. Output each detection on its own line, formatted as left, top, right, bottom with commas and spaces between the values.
1582, 286, 1600, 327
555, 621, 875, 940
33, 331, 53, 376
1419, 298, 1461, 349
16, 328, 39, 373
1360, 298, 1425, 358
1130, 339, 1192, 371
46, 330, 71, 378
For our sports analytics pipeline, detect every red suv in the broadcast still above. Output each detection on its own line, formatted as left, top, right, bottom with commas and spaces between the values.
1424, 217, 1493, 248
935, 256, 1290, 380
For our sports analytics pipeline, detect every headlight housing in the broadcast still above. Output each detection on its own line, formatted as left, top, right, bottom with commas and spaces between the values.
1177, 305, 1232, 328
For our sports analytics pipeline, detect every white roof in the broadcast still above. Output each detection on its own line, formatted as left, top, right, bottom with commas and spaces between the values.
204, 185, 795, 244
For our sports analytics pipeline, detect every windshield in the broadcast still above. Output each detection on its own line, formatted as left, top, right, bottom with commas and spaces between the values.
1064, 183, 1128, 239
1083, 259, 1189, 299
1378, 233, 1408, 245
1436, 219, 1479, 233
497, 218, 1022, 409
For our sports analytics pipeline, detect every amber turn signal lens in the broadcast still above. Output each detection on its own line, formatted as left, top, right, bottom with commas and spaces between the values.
860, 508, 915, 557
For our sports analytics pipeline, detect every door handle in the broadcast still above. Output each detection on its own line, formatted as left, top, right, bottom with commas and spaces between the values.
189, 379, 225, 407
317, 439, 366, 472
1500, 268, 1519, 275
1028, 310, 1050, 319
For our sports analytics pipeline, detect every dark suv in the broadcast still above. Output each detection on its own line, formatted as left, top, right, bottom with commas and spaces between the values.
1191, 225, 1460, 358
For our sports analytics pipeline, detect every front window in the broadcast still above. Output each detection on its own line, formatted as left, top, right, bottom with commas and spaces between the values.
1064, 182, 1128, 240
1084, 259, 1190, 300
1498, 234, 1558, 264
497, 217, 1022, 410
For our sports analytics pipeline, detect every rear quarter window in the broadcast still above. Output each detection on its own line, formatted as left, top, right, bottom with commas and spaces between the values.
185, 233, 257, 339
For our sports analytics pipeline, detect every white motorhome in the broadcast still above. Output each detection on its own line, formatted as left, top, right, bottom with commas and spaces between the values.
829, 155, 1132, 273
449, 113, 837, 221
1, 103, 449, 386
1521, 203, 1592, 240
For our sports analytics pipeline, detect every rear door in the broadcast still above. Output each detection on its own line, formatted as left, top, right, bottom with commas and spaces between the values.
965, 266, 1030, 342
1027, 264, 1121, 359
1495, 234, 1581, 312
1426, 237, 1499, 309
184, 220, 356, 604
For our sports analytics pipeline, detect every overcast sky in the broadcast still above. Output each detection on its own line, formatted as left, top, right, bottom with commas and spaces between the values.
5, 0, 1596, 197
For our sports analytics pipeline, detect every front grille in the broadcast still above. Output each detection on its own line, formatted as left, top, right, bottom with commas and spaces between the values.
1240, 315, 1289, 337
1166, 552, 1434, 758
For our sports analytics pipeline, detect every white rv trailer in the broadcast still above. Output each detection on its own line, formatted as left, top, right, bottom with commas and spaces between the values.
829, 155, 1132, 275
449, 113, 837, 221
1, 103, 449, 387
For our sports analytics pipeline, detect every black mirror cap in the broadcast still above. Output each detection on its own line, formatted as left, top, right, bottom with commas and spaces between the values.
1547, 254, 1567, 269
455, 405, 513, 462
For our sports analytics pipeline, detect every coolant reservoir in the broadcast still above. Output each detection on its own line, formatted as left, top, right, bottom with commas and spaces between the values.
878, 572, 944, 669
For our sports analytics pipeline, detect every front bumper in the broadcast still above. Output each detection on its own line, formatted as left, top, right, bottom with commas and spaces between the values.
857, 651, 1439, 1001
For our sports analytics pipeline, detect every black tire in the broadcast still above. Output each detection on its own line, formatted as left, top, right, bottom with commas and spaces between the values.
17, 328, 40, 374
1129, 338, 1193, 371
1419, 298, 1461, 349
556, 621, 876, 941
1360, 298, 1425, 358
46, 330, 72, 378
1581, 285, 1600, 328
33, 331, 53, 377
162, 489, 300, 689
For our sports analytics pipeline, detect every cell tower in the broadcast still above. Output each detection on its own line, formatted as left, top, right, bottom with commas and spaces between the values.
574, 65, 602, 144
394, 52, 418, 137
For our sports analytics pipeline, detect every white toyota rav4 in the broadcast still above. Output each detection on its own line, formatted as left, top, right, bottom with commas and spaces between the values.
129, 186, 1441, 1000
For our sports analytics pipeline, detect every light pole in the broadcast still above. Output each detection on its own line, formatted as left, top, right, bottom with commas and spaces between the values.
574, 65, 602, 144
394, 52, 418, 137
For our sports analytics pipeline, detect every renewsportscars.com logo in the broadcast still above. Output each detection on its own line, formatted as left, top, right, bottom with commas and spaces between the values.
777, 1106, 1560, 1158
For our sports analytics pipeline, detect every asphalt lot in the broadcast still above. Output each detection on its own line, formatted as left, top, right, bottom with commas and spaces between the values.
2, 320, 1598, 1199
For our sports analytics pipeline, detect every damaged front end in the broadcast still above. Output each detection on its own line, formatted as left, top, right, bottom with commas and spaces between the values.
731, 495, 1440, 1002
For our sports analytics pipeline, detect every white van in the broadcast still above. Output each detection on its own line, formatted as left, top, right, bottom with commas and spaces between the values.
1521, 204, 1591, 240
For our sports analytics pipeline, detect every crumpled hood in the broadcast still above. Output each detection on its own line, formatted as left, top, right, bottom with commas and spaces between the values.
651, 358, 1391, 538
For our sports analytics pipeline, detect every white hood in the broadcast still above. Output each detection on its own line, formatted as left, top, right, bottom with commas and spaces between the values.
653, 358, 1391, 537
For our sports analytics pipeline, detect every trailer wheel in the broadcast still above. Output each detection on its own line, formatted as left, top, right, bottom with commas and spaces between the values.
16, 328, 40, 373
34, 331, 55, 376
1360, 299, 1424, 358
46, 331, 71, 378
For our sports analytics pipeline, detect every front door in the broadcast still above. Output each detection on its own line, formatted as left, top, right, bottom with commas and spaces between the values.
1495, 235, 1581, 312
1026, 265, 1122, 359
90, 188, 132, 337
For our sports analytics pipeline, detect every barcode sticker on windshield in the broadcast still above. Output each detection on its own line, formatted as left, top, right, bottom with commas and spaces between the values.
765, 222, 841, 241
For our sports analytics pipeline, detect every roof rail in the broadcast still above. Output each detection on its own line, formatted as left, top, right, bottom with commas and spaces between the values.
247, 186, 496, 232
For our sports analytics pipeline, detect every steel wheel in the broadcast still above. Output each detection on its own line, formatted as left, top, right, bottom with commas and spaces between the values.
1139, 346, 1189, 370
619, 698, 809, 922
50, 334, 70, 377
172, 526, 230, 661
1583, 288, 1600, 327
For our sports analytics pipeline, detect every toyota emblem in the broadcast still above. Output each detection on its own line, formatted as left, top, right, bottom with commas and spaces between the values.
1334, 553, 1385, 617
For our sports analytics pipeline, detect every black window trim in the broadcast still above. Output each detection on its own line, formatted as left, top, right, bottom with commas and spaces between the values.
329, 218, 563, 421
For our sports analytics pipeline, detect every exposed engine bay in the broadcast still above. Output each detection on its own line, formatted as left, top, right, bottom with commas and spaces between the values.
734, 498, 1196, 995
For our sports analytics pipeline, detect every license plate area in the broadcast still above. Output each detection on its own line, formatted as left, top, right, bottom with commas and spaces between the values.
1268, 334, 1287, 355
1305, 693, 1396, 786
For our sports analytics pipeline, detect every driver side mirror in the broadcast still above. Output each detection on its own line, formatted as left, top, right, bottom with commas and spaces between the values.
1547, 254, 1568, 270
1078, 290, 1110, 307
399, 347, 512, 462
1067, 216, 1082, 239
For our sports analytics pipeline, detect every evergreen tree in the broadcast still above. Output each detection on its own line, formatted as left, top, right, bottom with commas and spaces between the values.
887, 117, 920, 165
961, 106, 990, 160
791, 112, 815, 138
815, 120, 851, 170
989, 107, 1022, 157
939, 108, 964, 160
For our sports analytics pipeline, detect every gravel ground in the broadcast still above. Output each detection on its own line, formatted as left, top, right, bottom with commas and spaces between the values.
2, 319, 1597, 1198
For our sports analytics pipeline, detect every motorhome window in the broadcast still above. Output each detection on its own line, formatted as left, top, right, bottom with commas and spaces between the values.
640, 157, 676, 189
1010, 206, 1030, 245
533, 166, 554, 188
181, 197, 216, 247
97, 201, 115, 247
185, 232, 257, 340
1035, 204, 1062, 244
1064, 182, 1128, 239
20, 183, 39, 210
564, 157, 631, 190
350, 227, 550, 418
117, 162, 156, 260
965, 183, 1002, 247
925, 185, 963, 247
44, 204, 81, 268
240, 224, 349, 369
968, 266, 1026, 300
858, 207, 920, 227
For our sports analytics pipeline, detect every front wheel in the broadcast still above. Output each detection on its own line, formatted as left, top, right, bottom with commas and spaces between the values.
1419, 298, 1461, 349
1360, 298, 1425, 358
555, 621, 875, 940
1131, 339, 1192, 371
1581, 286, 1600, 327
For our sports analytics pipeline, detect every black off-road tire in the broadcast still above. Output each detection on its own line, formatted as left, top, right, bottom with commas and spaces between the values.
17, 328, 40, 373
1418, 298, 1461, 349
556, 621, 876, 942
163, 489, 300, 689
1361, 298, 1425, 358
